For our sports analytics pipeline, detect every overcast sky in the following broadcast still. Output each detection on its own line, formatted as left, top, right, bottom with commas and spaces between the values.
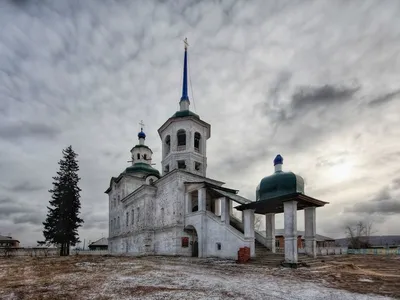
1, 0, 399, 247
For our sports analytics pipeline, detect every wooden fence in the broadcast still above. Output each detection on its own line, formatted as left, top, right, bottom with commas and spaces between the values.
347, 248, 400, 255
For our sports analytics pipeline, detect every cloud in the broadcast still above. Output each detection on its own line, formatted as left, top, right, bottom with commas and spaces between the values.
3, 181, 44, 193
0, 122, 61, 141
347, 178, 400, 215
291, 83, 360, 111
81, 211, 108, 230
0, 203, 31, 216
367, 89, 400, 107
0, 197, 13, 204
13, 214, 43, 225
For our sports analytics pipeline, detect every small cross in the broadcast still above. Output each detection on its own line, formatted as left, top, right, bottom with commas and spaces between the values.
139, 120, 145, 131
183, 37, 189, 50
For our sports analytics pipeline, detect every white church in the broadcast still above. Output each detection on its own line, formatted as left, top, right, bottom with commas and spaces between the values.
106, 41, 327, 263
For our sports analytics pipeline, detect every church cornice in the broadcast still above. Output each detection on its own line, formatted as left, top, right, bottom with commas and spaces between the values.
154, 168, 225, 187
121, 184, 157, 204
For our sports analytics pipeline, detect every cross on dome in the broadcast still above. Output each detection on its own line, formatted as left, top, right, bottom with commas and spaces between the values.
139, 120, 145, 131
183, 37, 189, 50
138, 120, 146, 140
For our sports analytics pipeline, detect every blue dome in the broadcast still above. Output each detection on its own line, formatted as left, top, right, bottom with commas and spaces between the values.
138, 130, 146, 139
274, 154, 283, 166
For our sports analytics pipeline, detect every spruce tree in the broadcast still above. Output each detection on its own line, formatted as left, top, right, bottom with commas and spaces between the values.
43, 146, 84, 256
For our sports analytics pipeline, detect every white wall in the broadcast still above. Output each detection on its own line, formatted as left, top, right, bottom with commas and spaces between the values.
185, 211, 253, 259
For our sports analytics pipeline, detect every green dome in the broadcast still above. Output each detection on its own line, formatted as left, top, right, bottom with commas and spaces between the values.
124, 163, 160, 177
256, 171, 305, 201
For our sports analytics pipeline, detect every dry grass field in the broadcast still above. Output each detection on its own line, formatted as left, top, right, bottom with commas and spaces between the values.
0, 254, 399, 300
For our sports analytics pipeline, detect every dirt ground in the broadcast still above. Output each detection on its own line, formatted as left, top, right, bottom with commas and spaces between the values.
0, 254, 399, 300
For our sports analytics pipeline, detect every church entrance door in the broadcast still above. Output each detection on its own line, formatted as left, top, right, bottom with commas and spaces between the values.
184, 225, 199, 258
192, 240, 198, 257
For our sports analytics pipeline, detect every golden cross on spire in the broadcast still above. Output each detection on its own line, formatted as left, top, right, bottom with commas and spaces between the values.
183, 37, 189, 50
139, 120, 145, 131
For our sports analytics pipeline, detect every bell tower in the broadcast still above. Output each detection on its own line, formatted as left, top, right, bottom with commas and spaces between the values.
158, 39, 211, 177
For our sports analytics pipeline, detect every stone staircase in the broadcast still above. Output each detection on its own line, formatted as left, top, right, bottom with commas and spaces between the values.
229, 218, 326, 268
252, 240, 325, 268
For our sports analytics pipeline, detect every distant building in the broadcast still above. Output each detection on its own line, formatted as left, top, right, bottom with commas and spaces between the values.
260, 230, 335, 249
88, 238, 108, 250
276, 230, 334, 249
335, 236, 400, 249
0, 235, 20, 248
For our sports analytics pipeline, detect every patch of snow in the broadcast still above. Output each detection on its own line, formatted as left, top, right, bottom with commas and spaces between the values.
359, 278, 374, 283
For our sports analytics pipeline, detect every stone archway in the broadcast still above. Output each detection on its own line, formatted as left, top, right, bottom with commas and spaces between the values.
184, 225, 199, 257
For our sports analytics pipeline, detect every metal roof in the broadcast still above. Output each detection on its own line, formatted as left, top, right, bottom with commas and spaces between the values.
89, 237, 108, 246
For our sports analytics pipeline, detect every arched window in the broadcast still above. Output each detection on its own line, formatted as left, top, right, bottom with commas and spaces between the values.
177, 129, 186, 150
194, 132, 201, 152
165, 135, 171, 155
143, 154, 147, 160
149, 178, 154, 184
131, 209, 134, 225
117, 217, 120, 229
137, 153, 140, 160
126, 212, 129, 227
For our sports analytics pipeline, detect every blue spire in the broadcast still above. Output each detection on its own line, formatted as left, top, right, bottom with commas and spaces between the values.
180, 38, 189, 102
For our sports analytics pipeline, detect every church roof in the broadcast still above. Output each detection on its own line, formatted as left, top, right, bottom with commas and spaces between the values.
184, 181, 253, 205
0, 235, 19, 242
156, 169, 225, 186
124, 163, 160, 177
210, 188, 252, 205
171, 110, 200, 119
257, 171, 305, 201
235, 192, 328, 214
89, 237, 108, 247
256, 155, 305, 201
105, 168, 160, 194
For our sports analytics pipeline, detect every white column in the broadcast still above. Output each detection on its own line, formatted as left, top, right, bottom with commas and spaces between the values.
243, 209, 255, 257
284, 201, 298, 264
265, 213, 276, 253
243, 210, 255, 238
229, 200, 233, 216
304, 207, 317, 258
186, 192, 192, 214
220, 197, 230, 225
198, 187, 206, 212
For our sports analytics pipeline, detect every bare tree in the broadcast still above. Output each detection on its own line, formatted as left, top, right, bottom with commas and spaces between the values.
254, 215, 263, 232
345, 221, 374, 249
